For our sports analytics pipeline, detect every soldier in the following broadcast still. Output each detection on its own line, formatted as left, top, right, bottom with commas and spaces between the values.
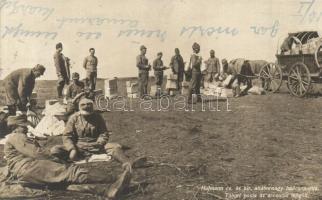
204, 50, 221, 83
4, 114, 132, 199
170, 48, 185, 91
220, 58, 229, 81
136, 45, 151, 99
54, 42, 70, 98
51, 98, 146, 170
188, 42, 202, 104
83, 48, 98, 90
65, 72, 85, 115
3, 65, 46, 112
153, 52, 168, 97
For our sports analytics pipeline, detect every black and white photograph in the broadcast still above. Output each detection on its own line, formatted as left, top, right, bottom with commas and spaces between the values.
1, 0, 322, 199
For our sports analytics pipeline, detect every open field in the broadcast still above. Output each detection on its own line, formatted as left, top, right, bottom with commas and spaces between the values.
2, 85, 322, 199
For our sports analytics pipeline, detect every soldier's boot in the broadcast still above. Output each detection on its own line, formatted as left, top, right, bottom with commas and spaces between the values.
106, 168, 131, 199
235, 86, 241, 97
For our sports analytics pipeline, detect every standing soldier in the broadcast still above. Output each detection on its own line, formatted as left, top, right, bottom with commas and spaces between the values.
136, 45, 151, 99
188, 42, 202, 104
4, 65, 46, 112
153, 52, 168, 97
54, 42, 70, 98
170, 48, 185, 92
83, 48, 98, 90
204, 50, 221, 83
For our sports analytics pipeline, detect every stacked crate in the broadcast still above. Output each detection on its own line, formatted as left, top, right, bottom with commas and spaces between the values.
181, 81, 190, 96
126, 81, 138, 98
166, 74, 177, 95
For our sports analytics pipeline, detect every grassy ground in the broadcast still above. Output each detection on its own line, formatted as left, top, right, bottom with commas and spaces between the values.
2, 85, 322, 199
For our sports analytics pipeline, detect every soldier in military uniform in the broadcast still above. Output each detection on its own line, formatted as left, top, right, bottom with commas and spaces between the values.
54, 42, 70, 98
170, 48, 185, 91
204, 50, 221, 83
188, 42, 202, 104
153, 52, 168, 97
83, 48, 98, 90
65, 72, 85, 115
51, 98, 146, 170
4, 114, 132, 199
3, 65, 46, 112
136, 45, 151, 98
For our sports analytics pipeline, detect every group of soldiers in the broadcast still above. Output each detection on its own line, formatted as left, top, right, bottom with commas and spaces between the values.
136, 42, 227, 103
2, 42, 98, 114
0, 43, 150, 199
0, 41, 246, 199
3, 97, 146, 199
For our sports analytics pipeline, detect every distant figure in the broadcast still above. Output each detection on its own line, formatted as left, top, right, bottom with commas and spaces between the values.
226, 59, 253, 97
204, 50, 221, 83
66, 72, 85, 115
188, 42, 202, 103
136, 45, 151, 99
153, 52, 168, 97
3, 65, 46, 112
280, 34, 301, 54
170, 48, 185, 91
54, 42, 70, 98
220, 59, 229, 81
83, 48, 98, 90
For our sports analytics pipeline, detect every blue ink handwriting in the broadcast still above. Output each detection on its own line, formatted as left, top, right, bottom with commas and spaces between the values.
249, 20, 279, 37
0, 0, 54, 21
77, 32, 102, 39
293, 0, 322, 23
56, 17, 139, 29
118, 28, 167, 42
1, 23, 57, 40
180, 25, 239, 38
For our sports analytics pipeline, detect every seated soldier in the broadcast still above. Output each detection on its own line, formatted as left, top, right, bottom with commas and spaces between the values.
66, 72, 85, 115
4, 114, 132, 199
52, 98, 146, 170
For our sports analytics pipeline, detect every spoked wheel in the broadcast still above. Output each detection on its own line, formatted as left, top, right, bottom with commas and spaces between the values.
259, 62, 283, 93
287, 62, 311, 97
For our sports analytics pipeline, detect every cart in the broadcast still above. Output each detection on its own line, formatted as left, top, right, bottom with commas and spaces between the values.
275, 31, 322, 97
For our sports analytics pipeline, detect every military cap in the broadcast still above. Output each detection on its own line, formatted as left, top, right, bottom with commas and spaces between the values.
33, 64, 46, 75
7, 114, 31, 127
79, 98, 94, 107
56, 42, 63, 49
192, 42, 200, 50
157, 52, 163, 56
72, 72, 80, 79
140, 45, 147, 50
210, 49, 215, 54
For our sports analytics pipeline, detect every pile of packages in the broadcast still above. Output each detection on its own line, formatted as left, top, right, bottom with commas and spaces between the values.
202, 81, 233, 98
301, 37, 322, 54
284, 37, 322, 55
28, 100, 66, 138
126, 81, 138, 98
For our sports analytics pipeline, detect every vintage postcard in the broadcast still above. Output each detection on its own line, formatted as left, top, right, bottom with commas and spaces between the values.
1, 0, 322, 199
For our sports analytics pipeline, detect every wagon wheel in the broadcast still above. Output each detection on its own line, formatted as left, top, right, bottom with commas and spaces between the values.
259, 62, 283, 93
287, 62, 311, 97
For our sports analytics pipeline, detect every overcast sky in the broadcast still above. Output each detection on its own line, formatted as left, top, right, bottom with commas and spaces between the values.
1, 0, 322, 80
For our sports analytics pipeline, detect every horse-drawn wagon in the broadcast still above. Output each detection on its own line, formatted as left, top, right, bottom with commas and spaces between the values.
275, 31, 322, 97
